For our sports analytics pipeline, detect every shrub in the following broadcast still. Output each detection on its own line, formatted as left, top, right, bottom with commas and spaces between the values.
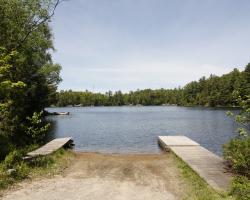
0, 150, 27, 189
224, 95, 250, 200
3, 150, 23, 169
13, 162, 29, 180
224, 95, 250, 177
223, 135, 250, 177
23, 111, 50, 144
230, 176, 250, 200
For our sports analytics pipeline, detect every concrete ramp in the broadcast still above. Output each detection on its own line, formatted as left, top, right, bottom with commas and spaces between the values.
158, 136, 233, 192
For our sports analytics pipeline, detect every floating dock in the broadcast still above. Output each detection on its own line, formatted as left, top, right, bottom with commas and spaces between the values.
158, 136, 233, 192
27, 137, 73, 157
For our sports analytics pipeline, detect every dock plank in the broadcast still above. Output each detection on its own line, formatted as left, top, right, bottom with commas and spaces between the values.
158, 136, 233, 191
27, 137, 73, 157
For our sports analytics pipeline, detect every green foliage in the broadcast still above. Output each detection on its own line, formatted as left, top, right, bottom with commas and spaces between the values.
2, 150, 23, 169
23, 112, 50, 144
29, 156, 54, 168
230, 176, 250, 200
0, 149, 28, 188
223, 95, 250, 177
0, 0, 61, 158
223, 136, 250, 176
12, 162, 29, 180
0, 149, 73, 190
224, 95, 250, 199
0, 49, 26, 143
56, 65, 249, 107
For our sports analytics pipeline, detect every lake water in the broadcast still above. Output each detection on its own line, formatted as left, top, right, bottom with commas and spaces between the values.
46, 106, 239, 156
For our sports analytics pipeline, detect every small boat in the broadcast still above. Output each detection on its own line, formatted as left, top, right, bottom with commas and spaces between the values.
74, 104, 83, 107
57, 112, 69, 115
44, 110, 70, 116
52, 112, 70, 115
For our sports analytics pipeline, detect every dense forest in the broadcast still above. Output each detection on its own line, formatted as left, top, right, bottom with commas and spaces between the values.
56, 65, 250, 107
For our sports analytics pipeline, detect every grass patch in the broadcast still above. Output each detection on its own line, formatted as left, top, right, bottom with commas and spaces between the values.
172, 153, 235, 200
0, 148, 75, 192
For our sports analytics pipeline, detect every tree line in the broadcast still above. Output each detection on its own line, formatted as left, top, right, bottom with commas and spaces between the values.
56, 64, 250, 107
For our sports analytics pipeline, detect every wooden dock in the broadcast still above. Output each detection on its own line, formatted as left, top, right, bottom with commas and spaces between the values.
27, 137, 73, 157
158, 136, 233, 192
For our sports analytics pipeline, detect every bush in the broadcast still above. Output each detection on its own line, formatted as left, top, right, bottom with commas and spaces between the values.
23, 111, 50, 144
13, 162, 29, 180
224, 95, 250, 177
0, 150, 28, 189
223, 136, 250, 177
230, 176, 250, 200
3, 150, 23, 169
224, 95, 250, 200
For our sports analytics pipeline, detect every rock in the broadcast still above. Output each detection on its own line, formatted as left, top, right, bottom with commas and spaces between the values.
7, 168, 16, 175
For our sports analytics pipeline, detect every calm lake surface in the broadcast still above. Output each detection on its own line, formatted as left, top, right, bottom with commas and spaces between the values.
46, 106, 239, 156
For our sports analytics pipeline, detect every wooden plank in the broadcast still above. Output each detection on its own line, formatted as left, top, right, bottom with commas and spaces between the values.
27, 137, 73, 157
158, 136, 233, 192
158, 136, 200, 146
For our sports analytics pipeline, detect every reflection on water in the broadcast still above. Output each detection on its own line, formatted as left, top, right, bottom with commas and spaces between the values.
45, 119, 57, 142
46, 106, 239, 155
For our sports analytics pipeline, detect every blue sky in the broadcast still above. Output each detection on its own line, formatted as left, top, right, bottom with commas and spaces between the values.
51, 0, 250, 92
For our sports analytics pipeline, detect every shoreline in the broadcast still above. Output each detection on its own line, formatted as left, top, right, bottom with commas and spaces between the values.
48, 105, 240, 108
73, 149, 165, 155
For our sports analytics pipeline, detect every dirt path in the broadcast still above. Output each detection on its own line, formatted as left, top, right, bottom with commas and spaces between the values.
1, 152, 188, 200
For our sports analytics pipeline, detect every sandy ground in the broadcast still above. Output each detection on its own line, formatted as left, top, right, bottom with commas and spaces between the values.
1, 152, 188, 200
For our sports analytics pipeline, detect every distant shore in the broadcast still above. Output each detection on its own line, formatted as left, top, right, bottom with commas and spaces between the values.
47, 104, 241, 109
